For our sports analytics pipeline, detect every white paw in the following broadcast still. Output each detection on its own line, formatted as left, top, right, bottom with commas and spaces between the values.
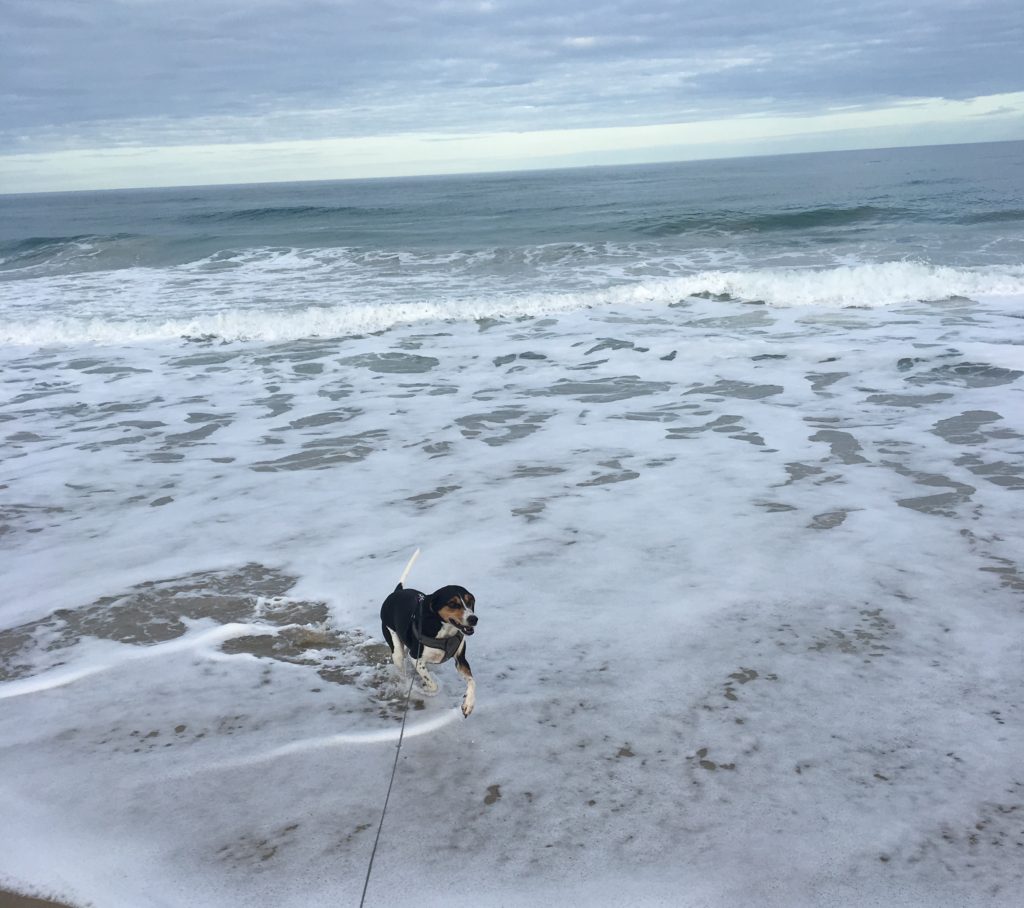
461, 693, 475, 717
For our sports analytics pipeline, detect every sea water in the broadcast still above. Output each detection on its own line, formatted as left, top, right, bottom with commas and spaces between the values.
1, 142, 1023, 906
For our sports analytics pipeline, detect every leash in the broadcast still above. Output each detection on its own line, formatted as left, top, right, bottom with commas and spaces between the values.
358, 673, 414, 908
358, 548, 421, 908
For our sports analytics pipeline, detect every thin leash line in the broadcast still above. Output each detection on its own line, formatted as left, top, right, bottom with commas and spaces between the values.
359, 547, 422, 908
358, 672, 415, 908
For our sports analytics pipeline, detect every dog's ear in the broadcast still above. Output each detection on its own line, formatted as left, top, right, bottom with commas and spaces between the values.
428, 586, 452, 610
430, 585, 470, 610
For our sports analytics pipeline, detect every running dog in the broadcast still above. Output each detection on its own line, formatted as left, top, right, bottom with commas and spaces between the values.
380, 582, 478, 717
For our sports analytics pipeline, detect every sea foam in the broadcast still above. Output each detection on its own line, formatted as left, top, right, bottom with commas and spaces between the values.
2, 261, 1022, 346
2, 284, 1023, 908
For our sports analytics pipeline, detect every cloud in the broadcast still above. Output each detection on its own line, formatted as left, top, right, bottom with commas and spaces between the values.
3, 91, 1022, 193
1, 1, 1022, 187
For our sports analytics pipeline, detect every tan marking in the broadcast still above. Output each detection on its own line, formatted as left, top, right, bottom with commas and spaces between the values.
438, 604, 467, 623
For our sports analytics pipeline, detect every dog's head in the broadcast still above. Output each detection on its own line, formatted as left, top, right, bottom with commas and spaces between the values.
431, 585, 478, 635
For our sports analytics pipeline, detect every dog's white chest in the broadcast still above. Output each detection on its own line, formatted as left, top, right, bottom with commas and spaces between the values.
419, 646, 447, 664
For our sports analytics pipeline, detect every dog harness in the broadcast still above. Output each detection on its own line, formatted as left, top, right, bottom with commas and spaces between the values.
412, 593, 464, 662
413, 627, 464, 661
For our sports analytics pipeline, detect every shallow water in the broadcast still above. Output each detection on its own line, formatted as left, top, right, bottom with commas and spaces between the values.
2, 145, 1023, 907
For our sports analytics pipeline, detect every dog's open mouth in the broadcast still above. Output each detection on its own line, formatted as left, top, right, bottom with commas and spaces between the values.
450, 621, 475, 635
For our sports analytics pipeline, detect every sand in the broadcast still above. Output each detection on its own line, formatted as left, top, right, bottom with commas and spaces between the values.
0, 890, 75, 908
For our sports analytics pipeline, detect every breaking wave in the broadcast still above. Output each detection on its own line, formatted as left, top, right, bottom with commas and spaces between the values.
2, 261, 1022, 346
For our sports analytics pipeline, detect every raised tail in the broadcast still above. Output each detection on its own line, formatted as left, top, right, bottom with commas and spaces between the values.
398, 547, 420, 588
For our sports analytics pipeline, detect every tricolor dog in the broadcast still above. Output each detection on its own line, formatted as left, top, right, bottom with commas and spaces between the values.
380, 582, 478, 717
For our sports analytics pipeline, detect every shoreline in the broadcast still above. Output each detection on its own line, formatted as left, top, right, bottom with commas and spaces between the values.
0, 889, 76, 908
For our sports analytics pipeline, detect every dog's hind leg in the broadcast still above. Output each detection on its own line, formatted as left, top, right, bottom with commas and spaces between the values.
455, 648, 476, 717
414, 658, 439, 694
385, 627, 408, 675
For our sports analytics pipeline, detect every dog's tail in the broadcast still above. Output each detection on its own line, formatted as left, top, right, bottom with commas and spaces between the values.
396, 547, 420, 590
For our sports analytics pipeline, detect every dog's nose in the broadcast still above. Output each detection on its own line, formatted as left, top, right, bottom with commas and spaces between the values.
467, 613, 478, 626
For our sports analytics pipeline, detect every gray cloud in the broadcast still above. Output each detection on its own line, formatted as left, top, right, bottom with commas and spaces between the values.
2, 0, 1022, 152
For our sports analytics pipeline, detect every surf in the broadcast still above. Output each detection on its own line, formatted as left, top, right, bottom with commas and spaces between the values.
2, 261, 1022, 346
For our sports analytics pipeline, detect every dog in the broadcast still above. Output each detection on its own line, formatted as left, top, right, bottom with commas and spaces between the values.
380, 582, 478, 717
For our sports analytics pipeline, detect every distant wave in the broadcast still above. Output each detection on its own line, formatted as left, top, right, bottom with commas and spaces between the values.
0, 233, 142, 272
633, 205, 909, 236
181, 205, 383, 224
0, 234, 94, 255
3, 262, 1022, 346
956, 209, 1024, 225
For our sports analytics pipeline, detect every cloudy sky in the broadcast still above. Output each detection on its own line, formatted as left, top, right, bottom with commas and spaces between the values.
2, 0, 1022, 191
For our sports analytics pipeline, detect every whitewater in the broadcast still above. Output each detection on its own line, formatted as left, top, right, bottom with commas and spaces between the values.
1, 141, 1023, 907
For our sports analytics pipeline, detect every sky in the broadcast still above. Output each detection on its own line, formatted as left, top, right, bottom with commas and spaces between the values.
1, 0, 1023, 192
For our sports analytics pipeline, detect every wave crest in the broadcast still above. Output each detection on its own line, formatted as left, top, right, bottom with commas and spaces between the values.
2, 262, 1022, 346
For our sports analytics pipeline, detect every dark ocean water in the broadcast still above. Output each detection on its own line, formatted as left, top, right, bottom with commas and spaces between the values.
3, 140, 1023, 258
1, 141, 1022, 343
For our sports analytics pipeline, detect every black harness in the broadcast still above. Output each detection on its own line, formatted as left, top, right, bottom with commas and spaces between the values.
412, 593, 464, 662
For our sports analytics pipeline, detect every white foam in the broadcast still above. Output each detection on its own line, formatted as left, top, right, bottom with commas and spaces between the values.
1, 289, 1022, 908
668, 260, 1024, 307
0, 622, 279, 700
2, 261, 1022, 345
207, 707, 463, 772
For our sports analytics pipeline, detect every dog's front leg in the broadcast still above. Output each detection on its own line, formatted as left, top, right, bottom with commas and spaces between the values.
455, 649, 475, 717
415, 658, 438, 694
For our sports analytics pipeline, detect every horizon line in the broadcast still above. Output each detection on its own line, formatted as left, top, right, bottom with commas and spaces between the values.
3, 91, 1022, 195
2, 136, 1022, 199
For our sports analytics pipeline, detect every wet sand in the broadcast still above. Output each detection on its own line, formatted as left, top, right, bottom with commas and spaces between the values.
0, 890, 75, 908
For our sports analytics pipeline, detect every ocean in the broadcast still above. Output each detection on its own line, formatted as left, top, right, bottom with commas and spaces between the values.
1, 141, 1023, 907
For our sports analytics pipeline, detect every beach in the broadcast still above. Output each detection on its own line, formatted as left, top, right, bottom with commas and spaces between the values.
0, 891, 73, 908
1, 142, 1023, 906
